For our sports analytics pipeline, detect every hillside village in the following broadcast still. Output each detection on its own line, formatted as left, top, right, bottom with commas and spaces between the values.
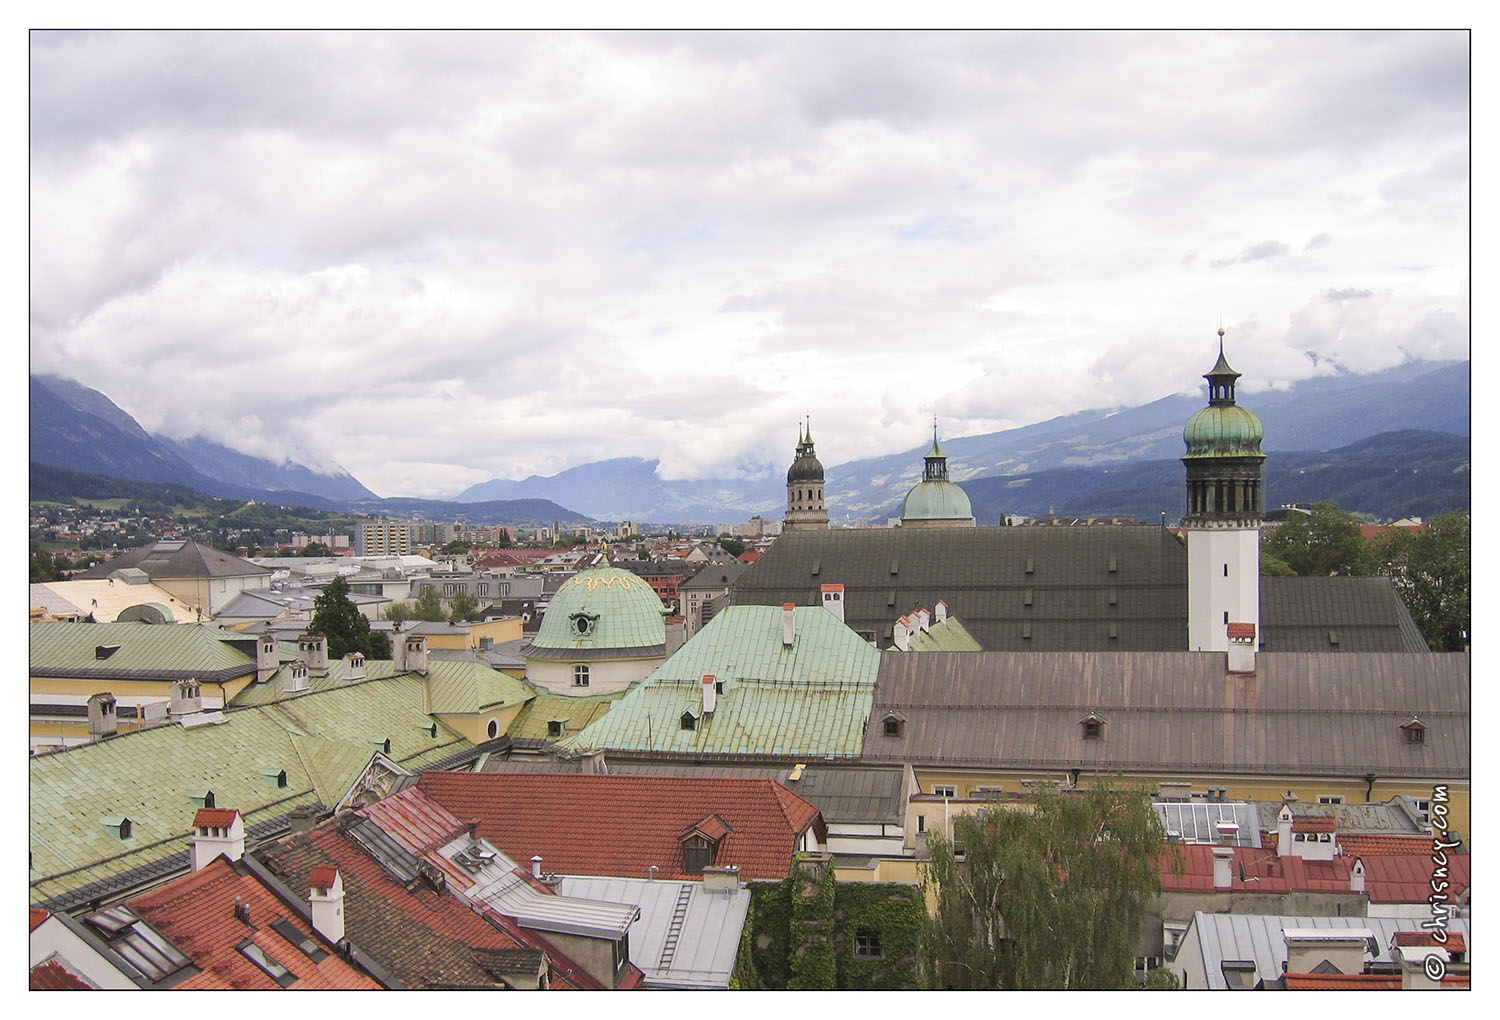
28, 340, 1470, 992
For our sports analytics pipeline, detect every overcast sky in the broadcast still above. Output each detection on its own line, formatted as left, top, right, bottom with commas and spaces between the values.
28, 29, 1470, 499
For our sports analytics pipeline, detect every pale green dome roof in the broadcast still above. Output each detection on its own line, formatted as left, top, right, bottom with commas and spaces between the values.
531, 565, 667, 652
1183, 403, 1265, 458
900, 479, 974, 521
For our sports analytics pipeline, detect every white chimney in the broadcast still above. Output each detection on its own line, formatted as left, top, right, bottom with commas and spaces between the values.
1227, 622, 1256, 673
782, 603, 796, 647
934, 600, 948, 625
404, 635, 428, 675
702, 674, 717, 716
1212, 846, 1235, 889
531, 856, 544, 878
87, 692, 118, 738
190, 808, 244, 870
308, 867, 345, 944
893, 615, 911, 651
916, 608, 931, 633
1276, 802, 1295, 856
820, 584, 845, 623
298, 633, 329, 672
342, 651, 366, 681
285, 662, 310, 694
256, 635, 279, 683
169, 678, 203, 717
1351, 856, 1366, 893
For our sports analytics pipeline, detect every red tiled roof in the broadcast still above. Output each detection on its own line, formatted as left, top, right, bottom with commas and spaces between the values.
1159, 844, 1355, 894
1293, 817, 1338, 832
1362, 853, 1471, 904
1284, 972, 1468, 990
307, 866, 338, 889
126, 858, 379, 990
1226, 622, 1256, 639
193, 808, 240, 828
30, 959, 93, 990
30, 908, 49, 932
417, 771, 822, 882
683, 814, 732, 842
1393, 930, 1465, 953
1337, 834, 1435, 856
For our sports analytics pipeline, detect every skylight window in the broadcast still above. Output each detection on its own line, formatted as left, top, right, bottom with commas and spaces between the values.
238, 939, 298, 987
270, 918, 328, 962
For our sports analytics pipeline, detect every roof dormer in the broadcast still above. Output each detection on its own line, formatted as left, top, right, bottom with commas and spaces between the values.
1400, 715, 1427, 745
1080, 712, 1106, 740
679, 815, 732, 875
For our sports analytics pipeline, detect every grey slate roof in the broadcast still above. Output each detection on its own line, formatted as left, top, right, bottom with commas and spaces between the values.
733, 527, 1429, 652
74, 540, 270, 581
1251, 796, 1430, 836
1176, 912, 1471, 990
679, 560, 748, 591
864, 651, 1469, 779
558, 875, 750, 989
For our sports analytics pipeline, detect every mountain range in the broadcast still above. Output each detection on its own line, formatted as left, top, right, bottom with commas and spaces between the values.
30, 360, 1469, 525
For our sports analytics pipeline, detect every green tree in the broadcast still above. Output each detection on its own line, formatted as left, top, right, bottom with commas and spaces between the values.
1260, 548, 1297, 576
309, 575, 390, 660
449, 590, 481, 622
1263, 502, 1373, 576
382, 601, 412, 625
921, 783, 1167, 989
1374, 510, 1470, 651
718, 535, 746, 557
299, 541, 332, 557
441, 540, 471, 556
30, 545, 61, 583
411, 585, 446, 622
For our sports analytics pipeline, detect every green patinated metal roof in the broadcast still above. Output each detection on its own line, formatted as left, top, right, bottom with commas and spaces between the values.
557, 605, 881, 757
30, 621, 256, 681
903, 615, 983, 652
529, 565, 667, 653
28, 675, 473, 905
1183, 403, 1265, 457
227, 658, 403, 707
507, 684, 628, 742
422, 660, 533, 716
900, 479, 974, 521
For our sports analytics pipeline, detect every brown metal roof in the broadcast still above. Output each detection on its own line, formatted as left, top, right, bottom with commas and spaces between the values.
863, 651, 1468, 778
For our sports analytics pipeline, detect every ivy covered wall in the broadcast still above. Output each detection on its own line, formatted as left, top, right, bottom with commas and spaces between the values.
736, 854, 924, 990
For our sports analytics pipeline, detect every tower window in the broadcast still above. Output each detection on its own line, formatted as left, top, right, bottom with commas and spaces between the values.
1224, 611, 1230, 625
572, 664, 590, 687
1223, 563, 1229, 577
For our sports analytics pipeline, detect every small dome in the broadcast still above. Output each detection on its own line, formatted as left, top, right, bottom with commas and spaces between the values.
787, 452, 825, 484
1183, 404, 1265, 458
531, 565, 667, 651
900, 479, 974, 522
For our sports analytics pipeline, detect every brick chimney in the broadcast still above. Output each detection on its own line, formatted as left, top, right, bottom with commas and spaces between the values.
308, 867, 345, 944
1212, 846, 1234, 889
782, 603, 796, 647
87, 692, 118, 739
702, 674, 717, 717
820, 584, 845, 623
256, 634, 279, 683
190, 808, 245, 870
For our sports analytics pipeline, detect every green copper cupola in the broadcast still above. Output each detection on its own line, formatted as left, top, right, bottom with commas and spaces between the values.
1182, 329, 1266, 525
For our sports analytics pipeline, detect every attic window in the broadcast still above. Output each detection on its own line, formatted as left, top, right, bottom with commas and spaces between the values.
889, 558, 899, 576
270, 918, 329, 963
1024, 555, 1034, 574
887, 590, 896, 607
1108, 588, 1118, 606
681, 711, 697, 731
570, 613, 598, 637
101, 816, 133, 840
1401, 717, 1427, 744
94, 644, 121, 660
883, 716, 903, 737
547, 720, 565, 737
260, 768, 288, 788
1022, 621, 1032, 640
1081, 714, 1105, 740
1328, 629, 1340, 647
238, 939, 298, 988
810, 557, 820, 576
682, 834, 714, 874
1108, 553, 1118, 573
1023, 588, 1033, 607
1108, 622, 1118, 640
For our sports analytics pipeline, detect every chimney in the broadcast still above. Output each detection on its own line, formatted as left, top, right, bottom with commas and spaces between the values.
1215, 821, 1240, 845
701, 674, 717, 717
87, 693, 118, 739
580, 750, 608, 775
665, 616, 686, 657
1350, 856, 1366, 894
1227, 622, 1256, 673
234, 897, 250, 925
1212, 846, 1235, 889
308, 867, 345, 944
782, 603, 796, 647
702, 865, 741, 891
403, 635, 428, 675
531, 856, 544, 879
916, 608, 931, 633
342, 651, 366, 681
190, 808, 245, 870
467, 819, 482, 839
169, 678, 203, 718
1276, 803, 1294, 856
893, 615, 911, 651
934, 600, 948, 625
298, 633, 329, 673
288, 806, 319, 835
256, 635, 279, 683
285, 662, 310, 694
820, 584, 845, 623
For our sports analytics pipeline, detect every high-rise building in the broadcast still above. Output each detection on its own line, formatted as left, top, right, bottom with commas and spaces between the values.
356, 519, 416, 557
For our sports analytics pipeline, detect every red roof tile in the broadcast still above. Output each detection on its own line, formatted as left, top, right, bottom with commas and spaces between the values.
29, 908, 49, 933
1393, 930, 1464, 953
1285, 972, 1468, 990
307, 866, 338, 889
30, 960, 93, 990
417, 771, 822, 882
126, 858, 379, 990
1362, 853, 1471, 904
1159, 844, 1355, 894
193, 808, 240, 828
1337, 834, 1434, 856
1226, 622, 1256, 639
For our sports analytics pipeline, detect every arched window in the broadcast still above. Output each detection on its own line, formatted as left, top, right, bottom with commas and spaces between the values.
573, 664, 590, 688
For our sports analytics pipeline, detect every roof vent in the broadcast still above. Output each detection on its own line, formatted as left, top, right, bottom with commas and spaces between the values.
94, 644, 120, 661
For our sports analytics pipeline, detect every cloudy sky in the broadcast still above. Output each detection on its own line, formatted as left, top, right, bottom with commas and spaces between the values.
28, 29, 1470, 499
